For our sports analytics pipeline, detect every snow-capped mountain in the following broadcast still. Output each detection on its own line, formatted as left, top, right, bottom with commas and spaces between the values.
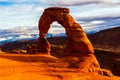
0, 26, 38, 44
0, 25, 110, 44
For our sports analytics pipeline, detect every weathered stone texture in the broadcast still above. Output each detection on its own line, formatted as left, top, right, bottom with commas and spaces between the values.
38, 7, 94, 55
37, 7, 110, 75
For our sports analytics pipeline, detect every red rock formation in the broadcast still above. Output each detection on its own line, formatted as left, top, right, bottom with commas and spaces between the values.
37, 38, 50, 54
37, 7, 114, 76
38, 7, 94, 55
0, 48, 4, 54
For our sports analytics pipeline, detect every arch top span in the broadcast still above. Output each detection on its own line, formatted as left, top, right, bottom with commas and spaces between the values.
45, 7, 69, 13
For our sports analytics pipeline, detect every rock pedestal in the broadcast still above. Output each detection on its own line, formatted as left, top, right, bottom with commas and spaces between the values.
0, 49, 4, 54
37, 38, 50, 54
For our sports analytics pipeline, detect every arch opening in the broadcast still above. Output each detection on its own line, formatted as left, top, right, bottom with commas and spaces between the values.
48, 21, 65, 36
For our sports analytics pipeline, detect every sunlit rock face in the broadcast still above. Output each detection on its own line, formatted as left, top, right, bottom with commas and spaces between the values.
37, 7, 114, 77
38, 7, 94, 55
37, 7, 99, 73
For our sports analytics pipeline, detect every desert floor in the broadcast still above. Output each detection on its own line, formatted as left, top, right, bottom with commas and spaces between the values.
0, 53, 120, 80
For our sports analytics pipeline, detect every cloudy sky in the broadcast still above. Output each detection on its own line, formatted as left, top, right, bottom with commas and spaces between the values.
0, 0, 120, 32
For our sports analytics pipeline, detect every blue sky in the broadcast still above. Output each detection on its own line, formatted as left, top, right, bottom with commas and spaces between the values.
0, 0, 120, 31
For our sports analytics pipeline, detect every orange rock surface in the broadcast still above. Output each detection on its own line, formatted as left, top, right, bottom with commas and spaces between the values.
38, 7, 94, 55
0, 54, 120, 80
0, 7, 119, 80
0, 7, 117, 80
37, 7, 100, 72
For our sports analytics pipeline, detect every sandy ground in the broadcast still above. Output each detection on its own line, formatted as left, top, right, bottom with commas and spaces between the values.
0, 53, 120, 80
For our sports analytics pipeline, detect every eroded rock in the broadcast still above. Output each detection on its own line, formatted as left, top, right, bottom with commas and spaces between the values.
37, 7, 115, 77
38, 7, 94, 55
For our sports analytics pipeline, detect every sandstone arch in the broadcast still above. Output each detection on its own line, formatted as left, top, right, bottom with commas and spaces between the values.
36, 7, 115, 76
37, 7, 115, 75
38, 7, 94, 55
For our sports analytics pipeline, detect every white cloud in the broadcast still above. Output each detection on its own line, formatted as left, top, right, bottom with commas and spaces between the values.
34, 7, 44, 12
45, 0, 119, 6
109, 0, 120, 3
0, 2, 44, 29
0, 0, 120, 35
0, 38, 6, 41
0, 26, 39, 43
48, 22, 65, 34
89, 21, 105, 25
17, 34, 33, 39
74, 5, 120, 22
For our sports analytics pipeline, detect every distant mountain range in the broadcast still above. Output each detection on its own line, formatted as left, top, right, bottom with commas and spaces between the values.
88, 26, 120, 52
0, 25, 97, 44
0, 27, 120, 52
0, 24, 117, 44
0, 26, 52, 44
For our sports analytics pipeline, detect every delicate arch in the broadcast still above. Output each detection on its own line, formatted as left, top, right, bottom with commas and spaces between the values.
37, 7, 94, 55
